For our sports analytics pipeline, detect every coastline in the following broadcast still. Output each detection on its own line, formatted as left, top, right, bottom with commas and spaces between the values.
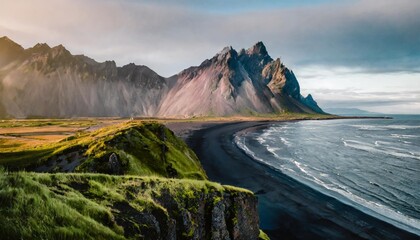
169, 120, 418, 240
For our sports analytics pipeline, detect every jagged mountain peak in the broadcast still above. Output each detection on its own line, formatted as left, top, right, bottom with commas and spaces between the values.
302, 93, 324, 114
120, 63, 157, 74
0, 36, 23, 50
33, 43, 51, 50
28, 43, 51, 55
75, 54, 99, 65
246, 41, 268, 56
273, 58, 283, 66
306, 94, 314, 101
52, 44, 66, 51
0, 36, 18, 45
50, 44, 71, 57
239, 42, 273, 66
216, 46, 238, 61
0, 36, 25, 67
218, 46, 234, 55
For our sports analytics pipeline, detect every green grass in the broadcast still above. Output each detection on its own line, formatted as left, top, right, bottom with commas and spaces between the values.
0, 122, 207, 180
0, 170, 254, 239
0, 170, 124, 239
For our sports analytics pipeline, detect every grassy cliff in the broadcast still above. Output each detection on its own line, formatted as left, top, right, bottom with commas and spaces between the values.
0, 170, 259, 239
0, 122, 206, 180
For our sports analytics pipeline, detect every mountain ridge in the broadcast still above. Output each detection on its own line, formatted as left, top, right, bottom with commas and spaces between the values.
0, 36, 324, 118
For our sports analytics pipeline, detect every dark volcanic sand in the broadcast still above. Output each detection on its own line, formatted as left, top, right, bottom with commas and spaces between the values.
168, 121, 419, 240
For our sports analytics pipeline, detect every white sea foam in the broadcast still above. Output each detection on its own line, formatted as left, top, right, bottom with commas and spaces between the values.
391, 134, 419, 139
293, 160, 308, 174
343, 139, 420, 160
385, 125, 420, 130
301, 127, 317, 130
374, 140, 394, 146
266, 146, 282, 159
256, 136, 266, 144
351, 125, 386, 131
266, 146, 281, 152
351, 124, 420, 131
234, 134, 272, 167
280, 137, 291, 146
281, 167, 296, 173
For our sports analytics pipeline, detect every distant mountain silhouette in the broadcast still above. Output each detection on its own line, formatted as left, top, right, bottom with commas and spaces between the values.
324, 108, 380, 116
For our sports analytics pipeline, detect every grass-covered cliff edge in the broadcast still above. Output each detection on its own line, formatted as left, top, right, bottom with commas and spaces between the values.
0, 120, 268, 239
0, 171, 260, 239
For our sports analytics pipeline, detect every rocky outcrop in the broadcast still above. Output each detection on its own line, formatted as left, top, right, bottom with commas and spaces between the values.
0, 36, 324, 118
108, 152, 122, 175
0, 172, 261, 240
148, 185, 260, 240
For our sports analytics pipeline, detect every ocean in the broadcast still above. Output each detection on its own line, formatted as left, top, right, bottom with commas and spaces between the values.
234, 115, 420, 235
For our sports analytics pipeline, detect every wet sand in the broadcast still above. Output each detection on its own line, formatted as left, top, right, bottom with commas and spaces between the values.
168, 121, 418, 240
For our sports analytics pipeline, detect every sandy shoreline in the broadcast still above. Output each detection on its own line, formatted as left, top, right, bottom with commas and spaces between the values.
167, 121, 418, 240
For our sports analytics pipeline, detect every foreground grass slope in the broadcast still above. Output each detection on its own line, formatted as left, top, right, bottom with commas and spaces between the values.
0, 170, 259, 239
0, 120, 271, 239
0, 122, 206, 179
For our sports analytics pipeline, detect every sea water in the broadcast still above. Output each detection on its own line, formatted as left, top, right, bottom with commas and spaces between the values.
234, 115, 420, 235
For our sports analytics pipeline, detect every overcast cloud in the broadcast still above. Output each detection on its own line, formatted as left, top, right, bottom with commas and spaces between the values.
1, 0, 419, 113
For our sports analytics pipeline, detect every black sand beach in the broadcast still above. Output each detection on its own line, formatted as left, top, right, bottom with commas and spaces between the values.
169, 121, 419, 240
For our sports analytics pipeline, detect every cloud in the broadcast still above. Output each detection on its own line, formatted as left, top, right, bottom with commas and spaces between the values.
305, 87, 420, 114
218, 0, 420, 73
1, 0, 419, 76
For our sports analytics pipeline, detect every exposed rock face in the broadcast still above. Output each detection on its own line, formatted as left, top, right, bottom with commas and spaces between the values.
0, 36, 324, 118
0, 172, 261, 240
136, 182, 260, 240
158, 46, 275, 116
108, 152, 121, 175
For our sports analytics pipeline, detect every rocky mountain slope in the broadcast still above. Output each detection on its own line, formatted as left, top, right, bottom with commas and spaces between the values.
0, 36, 323, 118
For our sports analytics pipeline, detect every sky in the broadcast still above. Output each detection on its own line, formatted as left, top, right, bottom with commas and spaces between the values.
0, 0, 419, 114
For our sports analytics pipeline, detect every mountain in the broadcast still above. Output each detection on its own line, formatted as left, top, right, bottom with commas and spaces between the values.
0, 37, 324, 118
324, 107, 380, 116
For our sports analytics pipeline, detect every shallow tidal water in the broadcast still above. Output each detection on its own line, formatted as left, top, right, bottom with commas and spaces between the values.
235, 115, 420, 235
